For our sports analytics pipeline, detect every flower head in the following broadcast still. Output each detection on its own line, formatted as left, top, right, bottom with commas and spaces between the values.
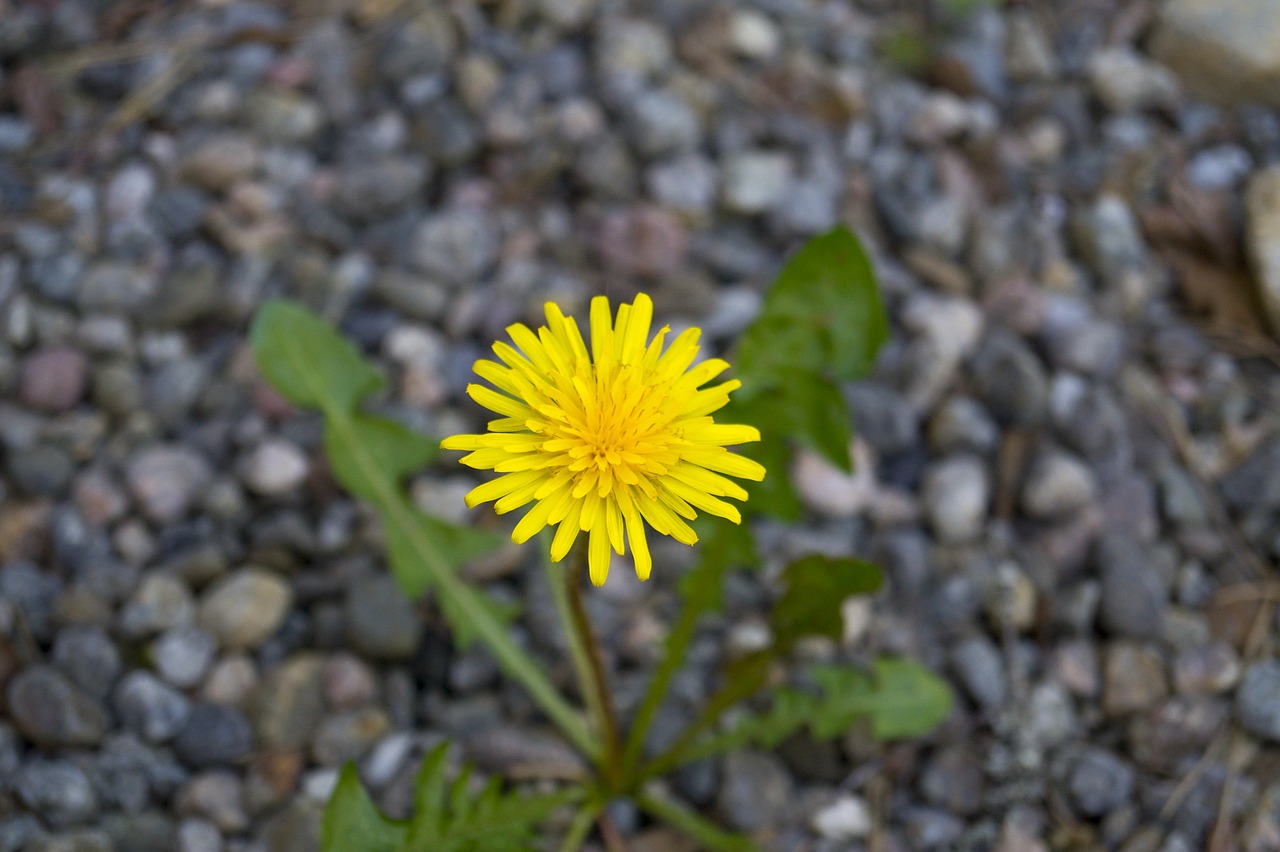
442, 294, 765, 586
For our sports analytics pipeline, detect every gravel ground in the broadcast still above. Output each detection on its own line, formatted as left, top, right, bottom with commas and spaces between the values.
2, 1, 1280, 850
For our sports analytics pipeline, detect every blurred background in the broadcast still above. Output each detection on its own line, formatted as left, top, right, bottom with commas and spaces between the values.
1, 0, 1280, 850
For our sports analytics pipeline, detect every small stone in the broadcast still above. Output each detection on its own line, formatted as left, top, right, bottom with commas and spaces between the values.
173, 703, 255, 768
1151, 0, 1280, 107
16, 760, 98, 828
114, 671, 192, 742
1128, 696, 1228, 774
1236, 660, 1280, 742
626, 89, 700, 158
322, 653, 379, 709
51, 625, 121, 699
246, 89, 322, 144
311, 708, 392, 766
177, 771, 248, 833
20, 347, 87, 413
7, 665, 106, 748
920, 747, 985, 816
922, 455, 990, 543
125, 446, 212, 523
722, 150, 792, 214
333, 157, 430, 221
792, 441, 875, 519
646, 154, 717, 217
242, 439, 309, 496
811, 795, 871, 840
1087, 48, 1179, 112
717, 751, 792, 832
410, 209, 499, 287
1069, 748, 1136, 817
728, 10, 780, 59
1103, 642, 1168, 716
969, 330, 1048, 426
928, 396, 1000, 454
181, 135, 260, 190
251, 654, 326, 750
198, 569, 293, 651
176, 819, 221, 852
201, 655, 259, 706
120, 574, 195, 638
1173, 642, 1241, 694
951, 635, 1006, 709
345, 575, 422, 660
1021, 450, 1096, 519
1097, 534, 1167, 640
597, 205, 688, 277
463, 726, 586, 779
258, 796, 323, 852
154, 627, 218, 689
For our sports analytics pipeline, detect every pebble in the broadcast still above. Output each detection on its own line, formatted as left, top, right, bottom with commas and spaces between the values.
791, 442, 875, 519
717, 751, 793, 832
344, 575, 422, 661
1097, 534, 1167, 640
1152, 0, 1280, 106
1087, 48, 1179, 113
176, 819, 221, 852
811, 795, 872, 840
722, 150, 793, 214
922, 455, 990, 542
1172, 642, 1241, 694
51, 625, 121, 700
311, 708, 392, 766
16, 760, 98, 828
20, 346, 87, 413
242, 439, 309, 496
251, 654, 326, 750
114, 671, 192, 742
8, 665, 106, 748
120, 573, 196, 637
173, 703, 255, 768
154, 627, 218, 689
1103, 643, 1168, 716
125, 446, 212, 523
180, 135, 260, 190
410, 209, 499, 287
1236, 660, 1280, 742
951, 635, 1007, 709
1021, 449, 1096, 519
177, 771, 249, 833
1069, 748, 1136, 817
1245, 166, 1280, 332
969, 330, 1048, 426
198, 569, 293, 651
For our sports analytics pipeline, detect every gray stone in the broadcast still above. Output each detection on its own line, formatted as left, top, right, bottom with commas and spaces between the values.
198, 569, 293, 651
246, 89, 322, 144
153, 627, 218, 689
969, 330, 1047, 426
311, 708, 392, 766
345, 574, 422, 660
16, 761, 97, 828
927, 396, 1000, 454
100, 813, 176, 852
848, 383, 919, 456
7, 443, 74, 496
114, 671, 191, 743
1087, 48, 1179, 113
1129, 696, 1228, 774
19, 346, 87, 413
645, 154, 717, 216
251, 654, 326, 750
1097, 534, 1167, 640
1069, 748, 1136, 817
1237, 660, 1280, 742
258, 796, 322, 852
722, 150, 792, 214
180, 135, 260, 190
1021, 449, 1097, 519
626, 89, 700, 157
173, 703, 255, 768
1103, 643, 1168, 716
922, 455, 990, 543
1173, 643, 1241, 694
120, 573, 195, 638
7, 666, 105, 748
333, 157, 430, 221
1152, 0, 1280, 106
125, 446, 212, 523
717, 751, 792, 832
951, 635, 1006, 709
410, 209, 498, 287
51, 626, 121, 700
242, 439, 309, 496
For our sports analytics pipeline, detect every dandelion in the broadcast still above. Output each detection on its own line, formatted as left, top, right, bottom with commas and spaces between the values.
442, 294, 765, 586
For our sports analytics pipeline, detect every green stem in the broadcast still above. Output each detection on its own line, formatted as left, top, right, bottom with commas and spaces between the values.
636, 786, 756, 852
326, 406, 596, 759
548, 539, 623, 788
557, 802, 601, 852
620, 600, 701, 777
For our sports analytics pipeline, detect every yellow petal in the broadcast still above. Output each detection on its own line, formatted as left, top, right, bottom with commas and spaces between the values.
588, 524, 611, 586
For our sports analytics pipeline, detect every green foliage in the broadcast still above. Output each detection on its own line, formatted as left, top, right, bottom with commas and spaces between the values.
673, 659, 954, 770
770, 556, 882, 650
727, 226, 888, 519
250, 299, 502, 605
322, 746, 579, 852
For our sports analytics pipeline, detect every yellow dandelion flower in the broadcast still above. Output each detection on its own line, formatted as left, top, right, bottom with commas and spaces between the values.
441, 293, 765, 586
